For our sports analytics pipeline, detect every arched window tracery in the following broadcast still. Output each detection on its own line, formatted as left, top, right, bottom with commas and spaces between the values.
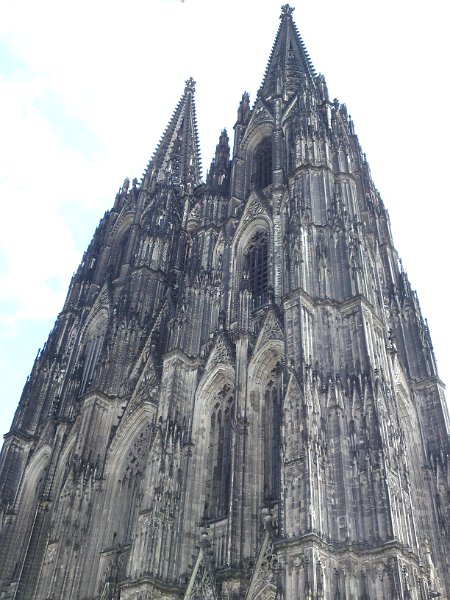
80, 315, 108, 394
119, 424, 151, 544
262, 365, 282, 504
245, 231, 269, 309
254, 138, 272, 190
205, 386, 234, 520
113, 229, 131, 279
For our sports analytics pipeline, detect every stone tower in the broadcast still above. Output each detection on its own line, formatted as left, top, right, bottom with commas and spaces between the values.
0, 5, 449, 599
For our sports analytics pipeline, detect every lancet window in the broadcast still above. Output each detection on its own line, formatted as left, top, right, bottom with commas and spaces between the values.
80, 316, 107, 394
263, 366, 282, 503
254, 138, 272, 190
119, 425, 151, 544
205, 386, 234, 520
113, 229, 131, 279
245, 231, 269, 309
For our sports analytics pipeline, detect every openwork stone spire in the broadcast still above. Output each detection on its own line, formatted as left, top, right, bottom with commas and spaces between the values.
143, 77, 202, 192
259, 4, 316, 100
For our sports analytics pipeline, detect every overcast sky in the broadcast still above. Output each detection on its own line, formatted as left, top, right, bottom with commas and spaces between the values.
1, 0, 448, 438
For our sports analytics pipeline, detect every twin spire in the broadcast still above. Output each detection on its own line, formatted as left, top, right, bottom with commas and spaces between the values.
259, 4, 316, 100
143, 5, 315, 191
143, 77, 202, 193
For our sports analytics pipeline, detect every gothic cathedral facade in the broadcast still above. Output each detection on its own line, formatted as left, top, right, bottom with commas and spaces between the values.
0, 6, 449, 599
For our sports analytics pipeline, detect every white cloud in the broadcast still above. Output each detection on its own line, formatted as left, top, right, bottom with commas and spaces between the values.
0, 73, 101, 327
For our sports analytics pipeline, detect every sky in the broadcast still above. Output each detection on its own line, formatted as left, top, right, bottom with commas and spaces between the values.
0, 0, 448, 439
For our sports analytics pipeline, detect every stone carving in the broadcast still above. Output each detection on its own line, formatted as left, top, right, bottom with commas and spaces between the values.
0, 6, 448, 600
184, 532, 220, 600
205, 331, 235, 372
253, 308, 284, 356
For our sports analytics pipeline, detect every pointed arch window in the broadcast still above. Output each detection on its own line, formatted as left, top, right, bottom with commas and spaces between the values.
119, 425, 151, 544
254, 138, 272, 190
205, 387, 233, 520
112, 229, 131, 280
80, 316, 107, 394
263, 366, 282, 503
245, 231, 269, 309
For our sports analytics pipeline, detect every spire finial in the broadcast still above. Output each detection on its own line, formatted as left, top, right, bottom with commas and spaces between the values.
185, 77, 196, 93
280, 4, 295, 18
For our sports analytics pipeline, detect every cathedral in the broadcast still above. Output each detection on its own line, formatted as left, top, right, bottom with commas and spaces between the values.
1, 5, 449, 599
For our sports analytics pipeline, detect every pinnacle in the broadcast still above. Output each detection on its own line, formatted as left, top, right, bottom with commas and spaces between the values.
184, 77, 196, 94
280, 4, 295, 17
142, 79, 202, 192
259, 5, 316, 100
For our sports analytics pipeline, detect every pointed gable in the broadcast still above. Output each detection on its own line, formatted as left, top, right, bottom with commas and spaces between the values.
253, 308, 284, 356
184, 537, 220, 600
142, 78, 202, 192
205, 331, 235, 373
82, 281, 111, 334
240, 97, 274, 147
92, 281, 111, 313
238, 191, 272, 230
246, 525, 279, 599
127, 355, 159, 416
284, 370, 303, 409
259, 4, 316, 101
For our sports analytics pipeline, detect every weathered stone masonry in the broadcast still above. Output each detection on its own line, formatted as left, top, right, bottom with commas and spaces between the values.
0, 5, 449, 599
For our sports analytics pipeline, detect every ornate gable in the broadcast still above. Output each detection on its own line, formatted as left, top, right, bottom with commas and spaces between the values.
86, 281, 111, 322
284, 370, 303, 410
128, 303, 166, 381
204, 331, 235, 373
246, 524, 279, 600
236, 191, 272, 235
184, 537, 220, 600
125, 356, 159, 419
241, 98, 274, 147
253, 308, 284, 356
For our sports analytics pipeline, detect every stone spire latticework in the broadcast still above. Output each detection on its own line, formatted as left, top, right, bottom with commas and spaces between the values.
259, 4, 316, 100
142, 77, 202, 193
